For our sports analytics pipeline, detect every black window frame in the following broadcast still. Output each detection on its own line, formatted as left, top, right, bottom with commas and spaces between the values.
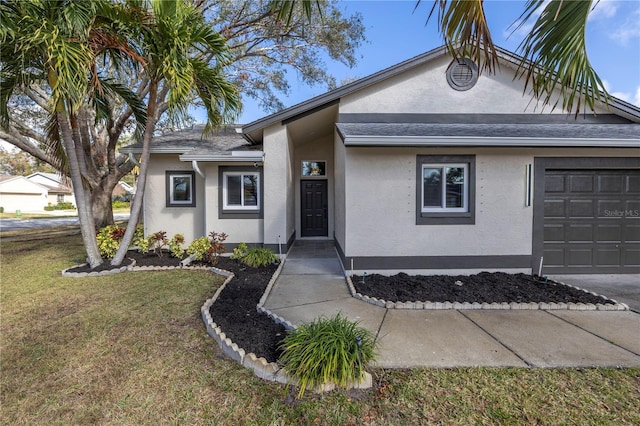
165, 170, 196, 207
218, 166, 264, 219
416, 155, 475, 225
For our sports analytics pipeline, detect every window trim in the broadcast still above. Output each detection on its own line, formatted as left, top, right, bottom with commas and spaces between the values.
416, 155, 475, 225
421, 163, 469, 213
165, 170, 196, 207
218, 166, 263, 219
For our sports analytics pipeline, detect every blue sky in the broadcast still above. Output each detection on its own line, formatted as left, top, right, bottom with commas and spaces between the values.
235, 0, 640, 124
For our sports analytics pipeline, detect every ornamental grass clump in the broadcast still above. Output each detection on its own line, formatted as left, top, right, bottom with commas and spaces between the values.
278, 314, 376, 398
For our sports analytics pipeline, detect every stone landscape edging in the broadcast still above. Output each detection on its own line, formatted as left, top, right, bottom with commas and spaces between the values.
201, 259, 373, 392
344, 275, 629, 311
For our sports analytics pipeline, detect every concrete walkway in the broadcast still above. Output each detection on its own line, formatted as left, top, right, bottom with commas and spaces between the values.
263, 240, 640, 368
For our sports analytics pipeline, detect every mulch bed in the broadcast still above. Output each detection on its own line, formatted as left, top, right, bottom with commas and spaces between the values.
208, 258, 286, 363
66, 250, 181, 273
352, 272, 614, 305
68, 252, 615, 364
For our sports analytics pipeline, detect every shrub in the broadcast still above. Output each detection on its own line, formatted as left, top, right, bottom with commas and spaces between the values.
44, 203, 55, 211
112, 199, 130, 209
133, 226, 149, 253
230, 242, 248, 260
0, 206, 4, 213
168, 234, 185, 258
149, 231, 168, 257
239, 247, 279, 268
278, 314, 377, 398
186, 231, 228, 265
55, 201, 75, 210
96, 225, 126, 259
186, 237, 211, 262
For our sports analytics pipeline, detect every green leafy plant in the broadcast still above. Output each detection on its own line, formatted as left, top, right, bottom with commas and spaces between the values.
149, 231, 169, 257
96, 225, 126, 259
240, 247, 279, 268
133, 226, 149, 254
186, 237, 211, 262
44, 203, 55, 211
112, 199, 130, 209
278, 314, 377, 398
186, 231, 228, 265
0, 206, 4, 213
168, 234, 185, 259
230, 242, 248, 260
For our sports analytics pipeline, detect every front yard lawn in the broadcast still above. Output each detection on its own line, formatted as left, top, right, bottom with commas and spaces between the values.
2, 235, 639, 424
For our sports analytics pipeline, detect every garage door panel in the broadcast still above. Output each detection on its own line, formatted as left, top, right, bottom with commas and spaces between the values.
568, 200, 594, 217
567, 249, 593, 267
543, 248, 565, 266
544, 224, 564, 242
569, 175, 594, 192
626, 175, 640, 193
543, 168, 640, 273
544, 199, 565, 217
545, 174, 565, 192
596, 224, 622, 242
567, 224, 593, 242
598, 199, 625, 216
624, 248, 640, 266
626, 225, 640, 242
597, 175, 624, 193
595, 247, 621, 266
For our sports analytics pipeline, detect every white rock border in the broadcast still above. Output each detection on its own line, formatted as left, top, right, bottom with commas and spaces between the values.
202, 259, 372, 392
345, 275, 628, 311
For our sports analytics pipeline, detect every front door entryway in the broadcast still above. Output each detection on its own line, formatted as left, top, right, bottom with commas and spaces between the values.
301, 180, 328, 237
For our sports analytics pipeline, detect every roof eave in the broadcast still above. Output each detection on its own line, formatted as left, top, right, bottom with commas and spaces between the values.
342, 135, 640, 148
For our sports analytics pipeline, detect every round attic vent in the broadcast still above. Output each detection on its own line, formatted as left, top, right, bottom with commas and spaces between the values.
446, 58, 478, 91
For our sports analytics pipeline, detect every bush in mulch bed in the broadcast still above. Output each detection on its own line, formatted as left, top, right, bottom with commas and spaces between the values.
352, 271, 614, 305
209, 257, 286, 363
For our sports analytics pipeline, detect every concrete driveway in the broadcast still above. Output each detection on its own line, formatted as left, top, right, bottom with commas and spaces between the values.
549, 275, 640, 313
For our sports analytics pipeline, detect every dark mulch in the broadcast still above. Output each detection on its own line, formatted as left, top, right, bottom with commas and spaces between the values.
208, 257, 286, 363
66, 250, 182, 273
352, 272, 614, 305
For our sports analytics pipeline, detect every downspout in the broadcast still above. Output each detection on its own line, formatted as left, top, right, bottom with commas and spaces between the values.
192, 160, 205, 178
128, 152, 140, 166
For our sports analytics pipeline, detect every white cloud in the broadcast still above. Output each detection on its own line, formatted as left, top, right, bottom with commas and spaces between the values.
588, 0, 618, 21
610, 8, 640, 43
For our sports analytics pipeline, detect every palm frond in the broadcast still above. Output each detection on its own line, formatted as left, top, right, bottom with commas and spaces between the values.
269, 0, 322, 25
191, 59, 241, 132
515, 0, 609, 116
97, 78, 147, 142
419, 0, 498, 73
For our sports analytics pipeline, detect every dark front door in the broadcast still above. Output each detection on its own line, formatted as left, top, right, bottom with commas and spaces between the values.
301, 180, 328, 237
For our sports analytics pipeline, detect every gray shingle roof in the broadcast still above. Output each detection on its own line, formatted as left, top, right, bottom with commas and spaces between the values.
336, 123, 640, 147
119, 125, 256, 155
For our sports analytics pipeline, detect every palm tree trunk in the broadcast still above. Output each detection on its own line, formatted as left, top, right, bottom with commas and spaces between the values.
57, 112, 103, 268
111, 79, 159, 266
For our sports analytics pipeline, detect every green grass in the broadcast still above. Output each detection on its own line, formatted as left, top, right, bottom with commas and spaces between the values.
2, 234, 640, 424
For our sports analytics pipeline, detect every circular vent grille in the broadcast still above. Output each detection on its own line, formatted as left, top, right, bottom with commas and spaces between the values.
446, 58, 478, 91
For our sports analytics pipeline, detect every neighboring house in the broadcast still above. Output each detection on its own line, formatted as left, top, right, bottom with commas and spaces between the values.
121, 45, 640, 275
0, 175, 49, 212
113, 181, 135, 201
26, 172, 74, 206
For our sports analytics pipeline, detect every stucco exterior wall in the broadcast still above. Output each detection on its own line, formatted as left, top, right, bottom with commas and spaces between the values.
333, 130, 347, 250
286, 132, 296, 244
343, 146, 638, 259
144, 154, 205, 243
263, 124, 290, 245
200, 162, 263, 245
340, 56, 609, 116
